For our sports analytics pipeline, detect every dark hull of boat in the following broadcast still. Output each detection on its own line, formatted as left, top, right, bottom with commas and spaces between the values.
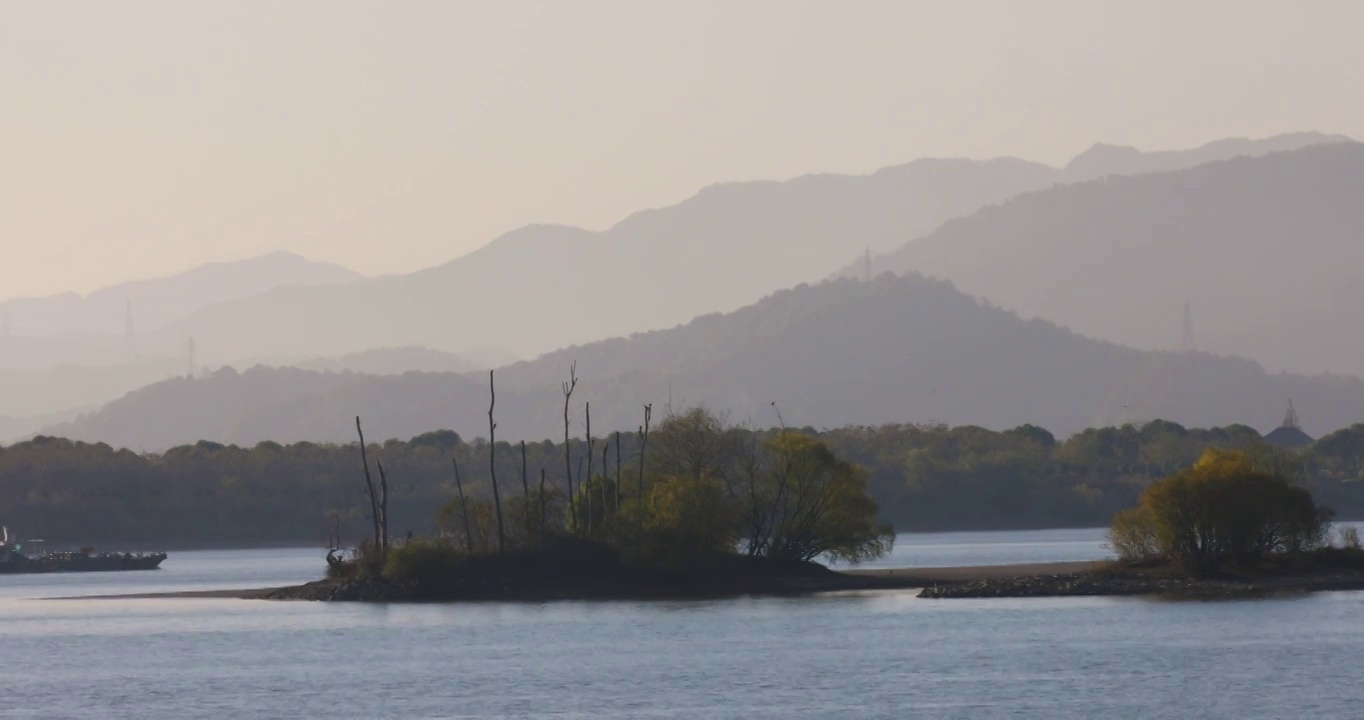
0, 553, 167, 574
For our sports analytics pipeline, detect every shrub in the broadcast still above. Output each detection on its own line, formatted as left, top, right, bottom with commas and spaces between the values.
1108, 506, 1158, 561
381, 539, 466, 583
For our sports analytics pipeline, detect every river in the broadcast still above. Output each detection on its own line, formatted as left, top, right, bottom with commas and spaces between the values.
4, 528, 1363, 718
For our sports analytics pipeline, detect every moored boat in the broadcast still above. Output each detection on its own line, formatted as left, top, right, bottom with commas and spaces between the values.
0, 526, 166, 574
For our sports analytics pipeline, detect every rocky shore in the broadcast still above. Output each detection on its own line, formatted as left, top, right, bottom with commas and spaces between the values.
917, 568, 1364, 599
255, 576, 417, 602
253, 564, 923, 603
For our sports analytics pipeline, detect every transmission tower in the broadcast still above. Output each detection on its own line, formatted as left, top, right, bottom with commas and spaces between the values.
186, 335, 197, 379
863, 248, 872, 282
1180, 300, 1196, 353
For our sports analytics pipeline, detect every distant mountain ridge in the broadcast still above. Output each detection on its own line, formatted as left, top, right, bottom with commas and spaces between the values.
0, 252, 364, 440
1059, 132, 1353, 179
291, 346, 489, 375
848, 140, 1364, 376
0, 251, 361, 340
44, 274, 1364, 452
149, 132, 1348, 367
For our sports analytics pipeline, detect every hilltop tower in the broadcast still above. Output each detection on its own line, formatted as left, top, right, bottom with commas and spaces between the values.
1265, 398, 1312, 449
186, 335, 197, 379
863, 248, 872, 282
1180, 300, 1196, 353
1282, 399, 1301, 430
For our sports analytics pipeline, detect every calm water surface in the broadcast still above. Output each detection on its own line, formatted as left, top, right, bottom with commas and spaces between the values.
4, 530, 1364, 719
835, 526, 1115, 569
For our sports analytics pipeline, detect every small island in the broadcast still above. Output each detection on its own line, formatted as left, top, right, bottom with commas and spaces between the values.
918, 448, 1364, 599
263, 404, 901, 603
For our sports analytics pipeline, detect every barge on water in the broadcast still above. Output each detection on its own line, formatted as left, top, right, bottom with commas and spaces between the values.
0, 527, 166, 574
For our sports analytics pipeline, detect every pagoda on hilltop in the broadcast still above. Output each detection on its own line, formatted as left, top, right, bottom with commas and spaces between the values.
1264, 400, 1314, 450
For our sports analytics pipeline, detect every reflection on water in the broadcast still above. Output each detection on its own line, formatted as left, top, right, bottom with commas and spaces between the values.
3, 532, 1363, 718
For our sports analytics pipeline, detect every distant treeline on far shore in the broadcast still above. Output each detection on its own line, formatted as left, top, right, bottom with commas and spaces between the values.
2, 416, 1363, 548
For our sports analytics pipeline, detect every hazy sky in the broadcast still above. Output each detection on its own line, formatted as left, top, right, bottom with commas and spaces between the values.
3, 0, 1362, 299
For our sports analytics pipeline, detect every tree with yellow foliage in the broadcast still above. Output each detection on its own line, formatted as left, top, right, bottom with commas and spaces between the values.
1109, 448, 1330, 574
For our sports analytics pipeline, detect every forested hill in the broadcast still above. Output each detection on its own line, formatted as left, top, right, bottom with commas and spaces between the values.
148, 133, 1345, 366
45, 274, 1364, 451
4, 420, 1364, 548
852, 141, 1364, 377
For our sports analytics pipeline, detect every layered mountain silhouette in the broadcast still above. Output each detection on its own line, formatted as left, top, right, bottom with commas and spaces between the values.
0, 346, 490, 444
1058, 133, 1353, 179
0, 252, 364, 438
851, 141, 1364, 376
147, 133, 1346, 366
1, 251, 361, 341
46, 274, 1364, 451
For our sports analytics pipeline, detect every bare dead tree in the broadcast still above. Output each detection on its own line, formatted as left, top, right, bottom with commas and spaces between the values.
489, 370, 505, 554
600, 436, 612, 540
376, 460, 390, 557
452, 457, 473, 553
601, 436, 610, 511
520, 440, 531, 542
355, 416, 382, 552
585, 401, 594, 536
637, 404, 652, 503
538, 467, 548, 553
576, 455, 585, 510
614, 431, 622, 514
562, 362, 578, 533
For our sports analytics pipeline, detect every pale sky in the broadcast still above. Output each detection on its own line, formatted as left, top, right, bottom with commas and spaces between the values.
2, 0, 1362, 299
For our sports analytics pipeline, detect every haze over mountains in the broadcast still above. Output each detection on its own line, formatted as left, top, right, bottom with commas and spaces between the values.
9, 132, 1364, 448
290, 346, 495, 375
1, 251, 360, 341
1057, 133, 1352, 179
0, 252, 365, 441
854, 141, 1364, 376
145, 132, 1347, 367
47, 274, 1364, 451
0, 346, 493, 444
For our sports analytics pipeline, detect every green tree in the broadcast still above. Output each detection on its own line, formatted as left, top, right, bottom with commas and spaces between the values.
633, 475, 737, 567
744, 431, 894, 563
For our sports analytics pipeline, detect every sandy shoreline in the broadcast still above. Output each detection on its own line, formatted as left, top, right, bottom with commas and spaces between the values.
48, 586, 290, 600
47, 560, 1107, 601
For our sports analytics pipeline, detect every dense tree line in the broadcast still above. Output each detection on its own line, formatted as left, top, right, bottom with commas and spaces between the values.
2, 415, 1363, 548
831, 419, 1364, 531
